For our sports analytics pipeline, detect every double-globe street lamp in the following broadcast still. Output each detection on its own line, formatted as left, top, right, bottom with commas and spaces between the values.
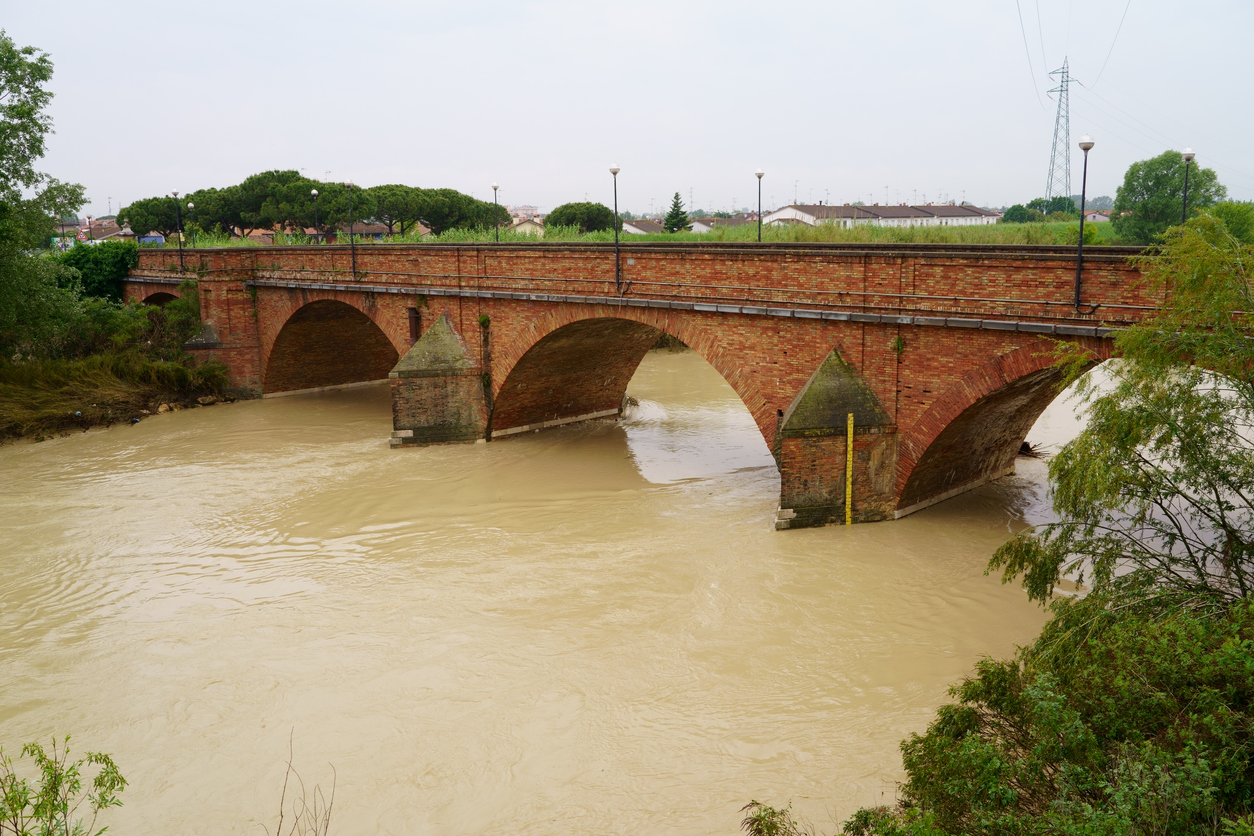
1074, 135, 1095, 311
610, 165, 621, 293
311, 188, 320, 244
1181, 147, 1196, 225
755, 168, 765, 242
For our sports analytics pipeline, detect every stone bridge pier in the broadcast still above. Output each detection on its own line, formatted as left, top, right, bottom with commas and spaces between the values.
123, 242, 1146, 527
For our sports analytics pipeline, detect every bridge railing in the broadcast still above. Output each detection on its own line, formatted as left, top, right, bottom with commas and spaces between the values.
131, 243, 1157, 327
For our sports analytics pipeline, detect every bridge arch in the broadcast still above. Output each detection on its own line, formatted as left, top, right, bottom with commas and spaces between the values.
489, 306, 772, 444
141, 290, 179, 306
894, 339, 1110, 516
263, 299, 400, 394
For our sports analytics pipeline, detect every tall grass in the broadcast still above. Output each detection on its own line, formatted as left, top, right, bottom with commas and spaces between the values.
157, 221, 1127, 248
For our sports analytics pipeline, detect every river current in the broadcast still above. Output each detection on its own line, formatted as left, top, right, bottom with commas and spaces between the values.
0, 348, 1080, 834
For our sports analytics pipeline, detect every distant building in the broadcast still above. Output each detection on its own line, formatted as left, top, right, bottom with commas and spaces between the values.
763, 203, 1000, 228
510, 218, 544, 237
1084, 211, 1110, 223
509, 204, 541, 220
689, 217, 751, 233
622, 219, 664, 234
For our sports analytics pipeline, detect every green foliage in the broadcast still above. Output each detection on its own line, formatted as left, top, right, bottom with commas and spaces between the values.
0, 736, 126, 836
846, 596, 1254, 835
1027, 195, 1078, 217
1056, 223, 1099, 246
1001, 204, 1030, 224
0, 29, 87, 360
740, 801, 812, 836
991, 216, 1254, 607
115, 195, 179, 238
663, 192, 691, 233
1210, 201, 1254, 245
546, 201, 617, 233
1113, 150, 1226, 244
56, 240, 138, 300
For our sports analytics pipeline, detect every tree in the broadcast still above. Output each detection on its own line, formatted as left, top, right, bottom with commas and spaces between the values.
57, 240, 139, 301
1001, 204, 1030, 224
0, 30, 86, 356
545, 201, 617, 233
663, 192, 690, 233
367, 184, 423, 235
992, 213, 1254, 608
117, 195, 180, 238
1210, 200, 1254, 245
1026, 195, 1076, 216
0, 736, 127, 836
1112, 150, 1226, 244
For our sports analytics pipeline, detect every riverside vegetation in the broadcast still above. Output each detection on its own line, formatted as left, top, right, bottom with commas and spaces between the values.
741, 215, 1254, 835
0, 29, 226, 442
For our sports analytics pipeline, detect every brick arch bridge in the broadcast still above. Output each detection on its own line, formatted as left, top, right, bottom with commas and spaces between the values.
123, 241, 1152, 526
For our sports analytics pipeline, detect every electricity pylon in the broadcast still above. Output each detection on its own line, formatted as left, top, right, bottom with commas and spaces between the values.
1045, 57, 1072, 203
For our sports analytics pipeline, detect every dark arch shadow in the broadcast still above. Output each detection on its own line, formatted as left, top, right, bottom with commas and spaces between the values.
491, 318, 663, 436
264, 300, 399, 394
142, 292, 178, 306
896, 363, 1093, 515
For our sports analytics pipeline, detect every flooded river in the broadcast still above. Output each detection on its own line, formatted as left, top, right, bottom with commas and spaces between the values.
0, 349, 1076, 834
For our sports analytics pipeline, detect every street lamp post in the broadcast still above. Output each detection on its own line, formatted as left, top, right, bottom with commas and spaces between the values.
609, 165, 621, 293
347, 181, 357, 278
86, 214, 94, 241
172, 192, 184, 270
1074, 135, 1094, 311
1181, 147, 1195, 225
755, 169, 765, 242
187, 202, 195, 247
311, 188, 320, 244
492, 182, 499, 243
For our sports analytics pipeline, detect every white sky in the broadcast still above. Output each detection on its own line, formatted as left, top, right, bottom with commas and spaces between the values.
6, 0, 1252, 217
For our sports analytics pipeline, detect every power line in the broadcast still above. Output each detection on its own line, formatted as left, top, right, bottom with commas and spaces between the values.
1014, 0, 1046, 109
1034, 0, 1047, 72
1091, 0, 1132, 88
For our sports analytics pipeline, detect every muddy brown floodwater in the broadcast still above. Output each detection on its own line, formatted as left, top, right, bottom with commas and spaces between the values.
0, 348, 1081, 835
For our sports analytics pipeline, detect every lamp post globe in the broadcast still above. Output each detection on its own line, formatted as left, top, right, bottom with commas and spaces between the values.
755, 169, 765, 242
1181, 147, 1195, 224
1074, 135, 1095, 311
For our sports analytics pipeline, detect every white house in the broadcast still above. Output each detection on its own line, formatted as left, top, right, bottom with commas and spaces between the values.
621, 219, 664, 234
763, 203, 1000, 228
1084, 211, 1110, 223
510, 218, 545, 237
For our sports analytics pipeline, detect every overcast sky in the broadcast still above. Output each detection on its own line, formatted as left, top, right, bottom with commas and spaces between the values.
6, 0, 1252, 217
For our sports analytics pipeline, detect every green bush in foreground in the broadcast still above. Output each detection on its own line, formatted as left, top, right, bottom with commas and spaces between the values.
0, 736, 126, 836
